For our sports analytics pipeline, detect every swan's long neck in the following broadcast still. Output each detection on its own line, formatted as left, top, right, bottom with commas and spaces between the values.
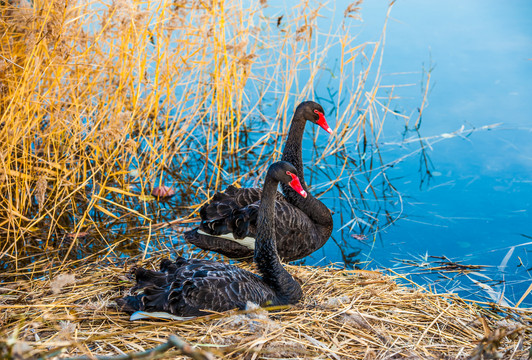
281, 115, 307, 189
280, 112, 333, 228
254, 176, 302, 303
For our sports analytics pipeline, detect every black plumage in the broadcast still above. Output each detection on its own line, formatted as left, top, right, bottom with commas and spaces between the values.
117, 162, 305, 317
184, 101, 334, 261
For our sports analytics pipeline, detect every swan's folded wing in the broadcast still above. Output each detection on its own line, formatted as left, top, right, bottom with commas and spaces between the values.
238, 199, 327, 261
223, 186, 262, 207
198, 194, 289, 240
274, 200, 328, 260
197, 186, 265, 223
167, 266, 272, 316
185, 188, 328, 261
199, 197, 239, 222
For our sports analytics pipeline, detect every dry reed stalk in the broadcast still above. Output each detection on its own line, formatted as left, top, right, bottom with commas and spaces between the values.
0, 256, 530, 359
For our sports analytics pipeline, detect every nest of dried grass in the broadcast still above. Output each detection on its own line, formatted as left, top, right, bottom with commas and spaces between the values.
1, 256, 530, 359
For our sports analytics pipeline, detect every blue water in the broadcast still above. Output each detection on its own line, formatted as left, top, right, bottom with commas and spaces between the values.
297, 1, 532, 306
144, 1, 532, 307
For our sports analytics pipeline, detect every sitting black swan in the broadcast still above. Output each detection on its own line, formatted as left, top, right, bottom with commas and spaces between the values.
117, 162, 307, 317
185, 101, 334, 261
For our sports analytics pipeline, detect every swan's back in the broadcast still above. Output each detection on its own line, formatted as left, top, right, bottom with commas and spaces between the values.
117, 257, 277, 317
185, 190, 330, 261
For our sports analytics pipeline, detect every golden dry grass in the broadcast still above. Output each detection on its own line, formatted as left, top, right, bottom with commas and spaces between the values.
1, 256, 530, 359
1, 0, 267, 255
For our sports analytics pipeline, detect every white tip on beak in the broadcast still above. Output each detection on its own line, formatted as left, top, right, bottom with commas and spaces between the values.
326, 127, 333, 134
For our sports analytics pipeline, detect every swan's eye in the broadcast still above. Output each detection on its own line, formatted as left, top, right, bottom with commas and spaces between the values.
286, 171, 298, 181
314, 110, 332, 134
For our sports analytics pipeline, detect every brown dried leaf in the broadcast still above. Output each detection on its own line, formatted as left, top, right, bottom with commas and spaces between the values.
152, 185, 176, 199
50, 274, 76, 294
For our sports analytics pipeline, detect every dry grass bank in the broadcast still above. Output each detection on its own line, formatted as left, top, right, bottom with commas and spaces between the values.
1, 256, 530, 359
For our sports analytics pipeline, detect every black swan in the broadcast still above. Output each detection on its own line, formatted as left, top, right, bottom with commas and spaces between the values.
117, 162, 306, 317
184, 101, 334, 261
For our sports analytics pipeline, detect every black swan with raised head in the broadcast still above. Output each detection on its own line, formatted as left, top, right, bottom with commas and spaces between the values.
117, 162, 306, 317
184, 101, 334, 261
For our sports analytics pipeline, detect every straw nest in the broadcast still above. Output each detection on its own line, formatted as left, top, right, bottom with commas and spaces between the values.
1, 257, 530, 359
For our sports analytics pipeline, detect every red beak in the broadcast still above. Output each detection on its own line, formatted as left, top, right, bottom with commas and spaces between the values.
287, 171, 307, 198
315, 111, 332, 134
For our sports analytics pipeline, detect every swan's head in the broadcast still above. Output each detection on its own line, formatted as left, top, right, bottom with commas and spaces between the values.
269, 161, 307, 198
296, 101, 332, 134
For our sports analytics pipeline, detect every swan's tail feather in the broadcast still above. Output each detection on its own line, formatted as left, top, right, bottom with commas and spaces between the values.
200, 217, 231, 235
116, 295, 144, 314
142, 285, 170, 312
197, 204, 257, 240
117, 284, 169, 314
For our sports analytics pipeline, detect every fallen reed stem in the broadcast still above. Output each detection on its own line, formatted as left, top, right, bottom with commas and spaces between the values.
61, 334, 214, 360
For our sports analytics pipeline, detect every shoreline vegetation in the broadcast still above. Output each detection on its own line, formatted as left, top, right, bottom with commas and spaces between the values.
0, 0, 412, 268
1, 0, 530, 358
